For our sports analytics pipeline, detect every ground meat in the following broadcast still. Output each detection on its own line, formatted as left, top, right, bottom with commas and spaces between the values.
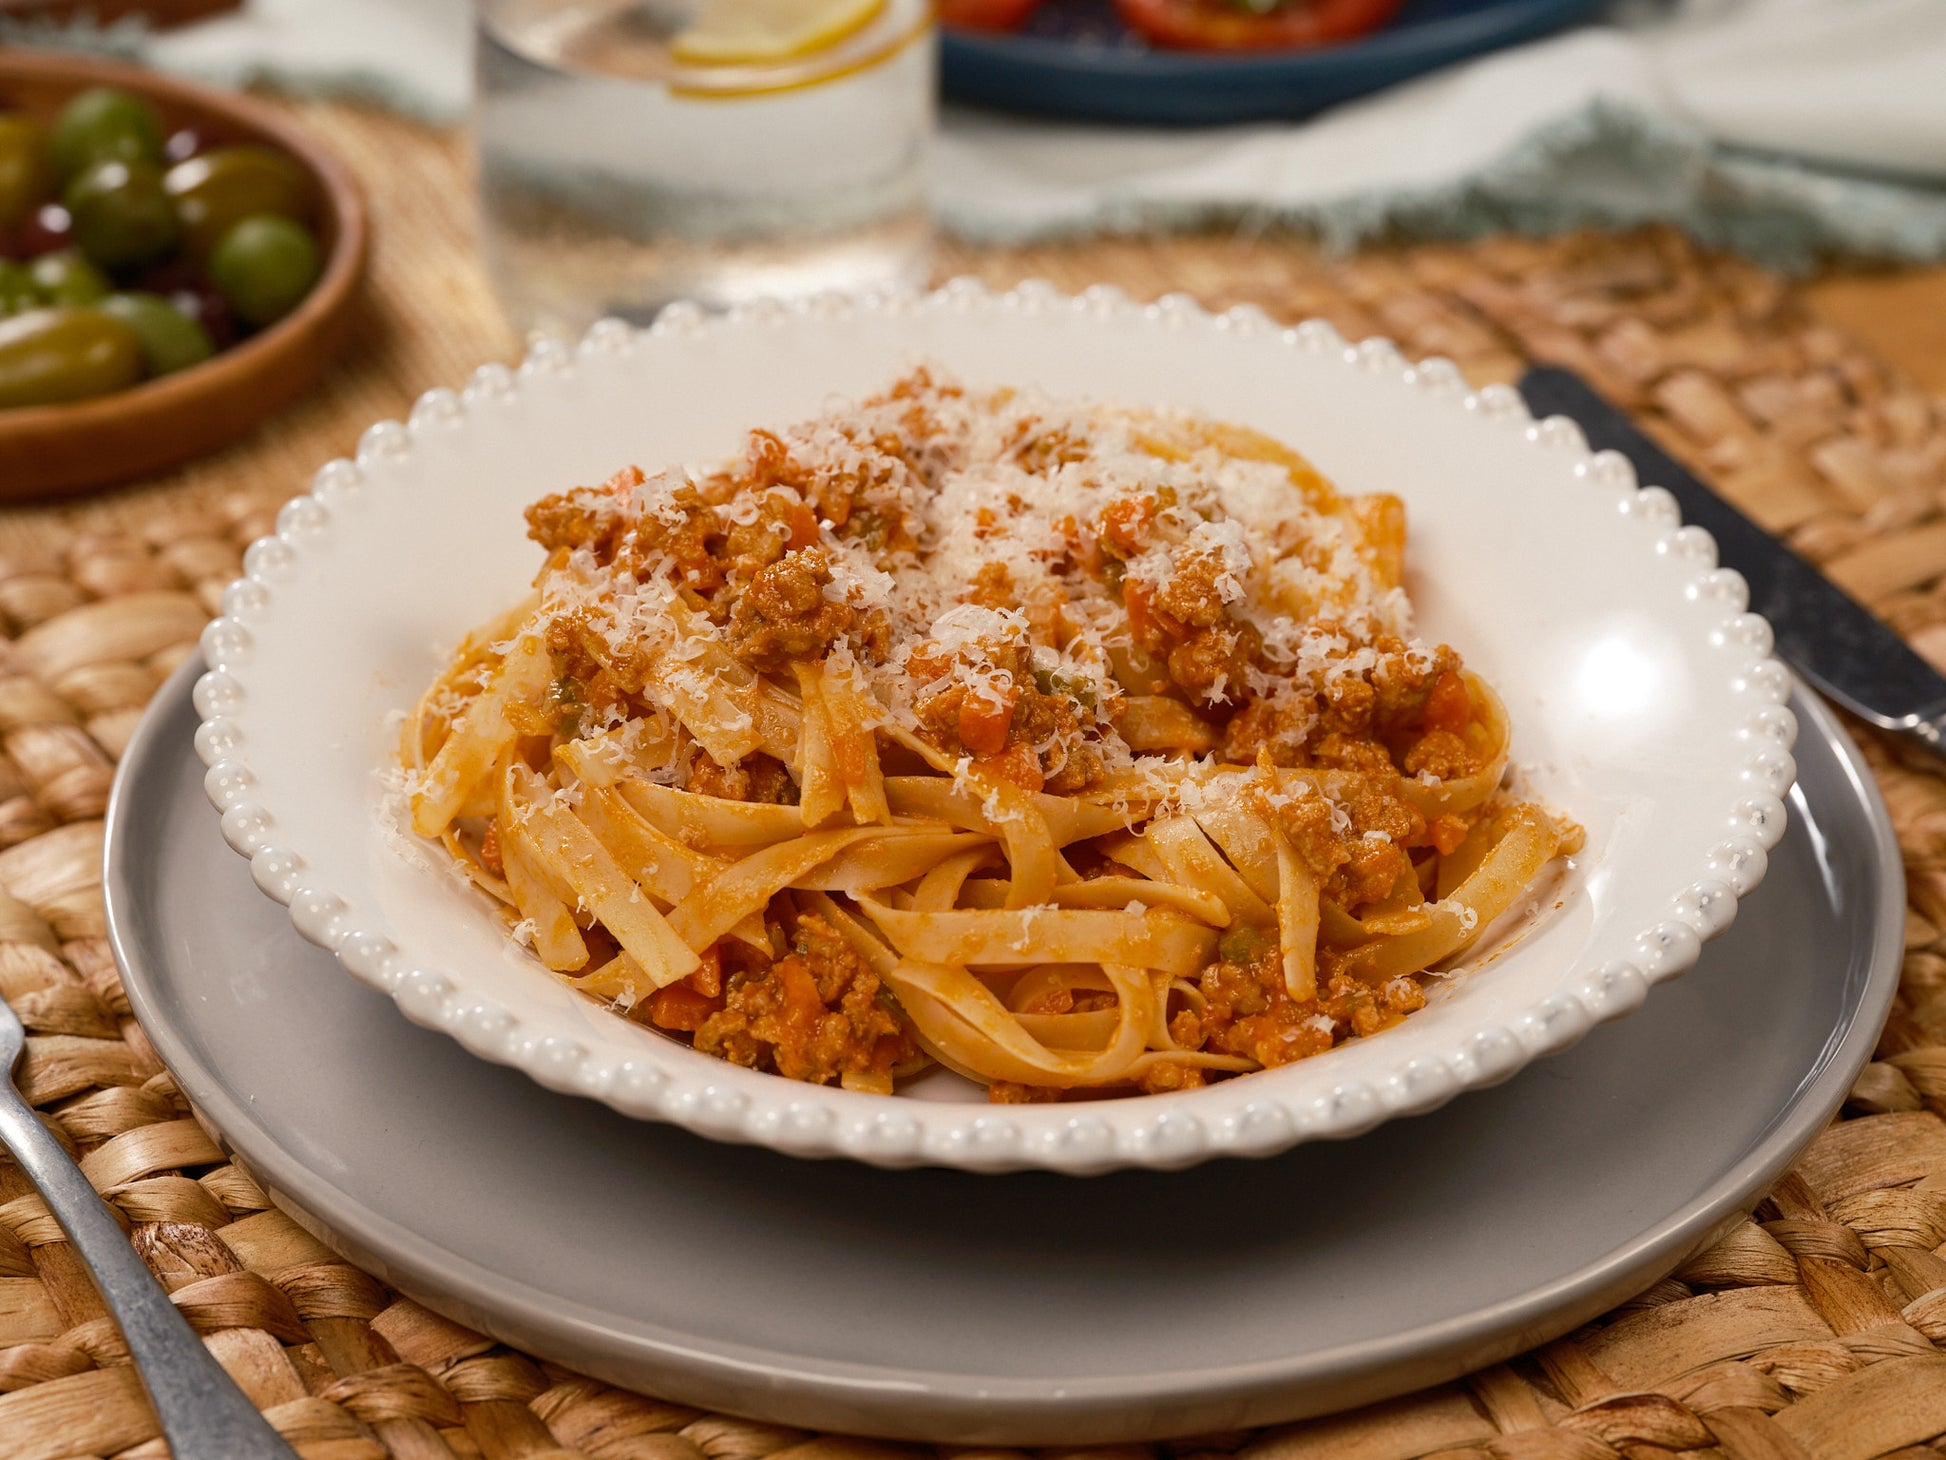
1259, 777, 1426, 911
965, 562, 1014, 611
1190, 952, 1334, 1069
1015, 987, 1116, 1017
1273, 793, 1349, 884
1335, 835, 1414, 910
848, 607, 895, 667
1319, 677, 1377, 737
1370, 643, 1461, 739
1151, 544, 1231, 630
728, 547, 853, 668
1015, 683, 1103, 794
526, 484, 624, 557
691, 915, 914, 1085
1218, 631, 1479, 775
1221, 698, 1304, 766
722, 489, 819, 580
624, 489, 726, 594
546, 611, 654, 698
1136, 1061, 1206, 1094
529, 467, 731, 596
988, 1081, 1062, 1104
1173, 927, 1427, 1071
713, 424, 921, 542
1122, 548, 1260, 708
1166, 622, 1259, 705
1403, 729, 1473, 780
687, 751, 799, 804
906, 635, 1105, 793
1306, 731, 1395, 776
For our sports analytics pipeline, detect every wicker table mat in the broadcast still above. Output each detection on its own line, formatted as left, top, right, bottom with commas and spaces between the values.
5, 99, 1946, 1460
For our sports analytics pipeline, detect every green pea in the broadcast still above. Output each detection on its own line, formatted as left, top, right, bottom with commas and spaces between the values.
208, 214, 319, 328
29, 250, 111, 306
51, 86, 164, 180
64, 158, 179, 269
164, 144, 315, 258
1217, 921, 1272, 966
0, 260, 38, 316
0, 306, 143, 409
0, 114, 53, 232
97, 292, 214, 377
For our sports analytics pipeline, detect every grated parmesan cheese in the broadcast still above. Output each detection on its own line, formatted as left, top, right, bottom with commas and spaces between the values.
514, 370, 1457, 828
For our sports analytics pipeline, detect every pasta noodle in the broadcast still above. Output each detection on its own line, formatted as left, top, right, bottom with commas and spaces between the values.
403, 371, 1580, 1102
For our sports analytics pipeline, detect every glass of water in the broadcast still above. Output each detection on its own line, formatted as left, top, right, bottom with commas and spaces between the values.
475, 0, 934, 335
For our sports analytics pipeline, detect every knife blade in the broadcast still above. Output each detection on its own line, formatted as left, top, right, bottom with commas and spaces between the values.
1518, 365, 1946, 756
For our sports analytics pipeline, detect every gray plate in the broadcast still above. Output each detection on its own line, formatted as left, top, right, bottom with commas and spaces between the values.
106, 664, 1903, 1445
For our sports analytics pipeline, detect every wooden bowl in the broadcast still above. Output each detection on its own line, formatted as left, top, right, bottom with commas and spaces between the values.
0, 50, 368, 500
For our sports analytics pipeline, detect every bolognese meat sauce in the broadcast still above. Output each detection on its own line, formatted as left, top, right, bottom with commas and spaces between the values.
408, 369, 1575, 1105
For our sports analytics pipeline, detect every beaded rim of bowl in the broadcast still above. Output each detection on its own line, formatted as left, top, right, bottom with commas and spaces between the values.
192, 278, 1796, 1174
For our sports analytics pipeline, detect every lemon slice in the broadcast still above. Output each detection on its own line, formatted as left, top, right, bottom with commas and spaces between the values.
671, 0, 886, 65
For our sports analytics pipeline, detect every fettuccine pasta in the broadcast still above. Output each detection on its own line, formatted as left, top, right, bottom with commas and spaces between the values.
404, 371, 1579, 1102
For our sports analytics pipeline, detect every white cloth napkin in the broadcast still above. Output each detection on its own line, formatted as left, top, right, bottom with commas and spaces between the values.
9, 0, 1946, 264
937, 0, 1946, 259
147, 0, 472, 121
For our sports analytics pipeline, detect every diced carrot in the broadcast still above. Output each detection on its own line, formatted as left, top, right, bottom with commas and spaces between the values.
773, 955, 826, 1020
684, 943, 724, 999
647, 983, 721, 1032
1100, 495, 1154, 554
1424, 670, 1471, 736
781, 498, 820, 550
957, 685, 1019, 756
745, 430, 791, 486
906, 644, 952, 682
1124, 578, 1157, 641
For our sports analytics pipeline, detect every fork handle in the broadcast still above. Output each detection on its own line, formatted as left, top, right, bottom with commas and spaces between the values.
0, 1085, 300, 1457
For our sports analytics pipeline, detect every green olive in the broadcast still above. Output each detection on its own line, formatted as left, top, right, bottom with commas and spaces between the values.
29, 250, 111, 306
164, 144, 315, 258
98, 291, 213, 377
64, 158, 179, 269
0, 306, 143, 409
51, 86, 164, 180
208, 214, 319, 328
0, 260, 38, 316
0, 114, 53, 232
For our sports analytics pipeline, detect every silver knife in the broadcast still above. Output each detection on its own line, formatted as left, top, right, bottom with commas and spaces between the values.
1519, 365, 1946, 756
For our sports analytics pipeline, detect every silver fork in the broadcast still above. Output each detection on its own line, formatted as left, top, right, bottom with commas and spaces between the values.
0, 992, 301, 1457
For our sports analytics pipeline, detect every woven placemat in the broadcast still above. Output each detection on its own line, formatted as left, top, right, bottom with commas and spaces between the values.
5, 100, 1946, 1460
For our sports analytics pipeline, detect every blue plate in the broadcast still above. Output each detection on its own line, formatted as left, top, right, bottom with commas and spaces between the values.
941, 0, 1605, 125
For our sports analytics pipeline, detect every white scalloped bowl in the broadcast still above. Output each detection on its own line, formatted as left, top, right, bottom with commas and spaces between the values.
193, 281, 1795, 1174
